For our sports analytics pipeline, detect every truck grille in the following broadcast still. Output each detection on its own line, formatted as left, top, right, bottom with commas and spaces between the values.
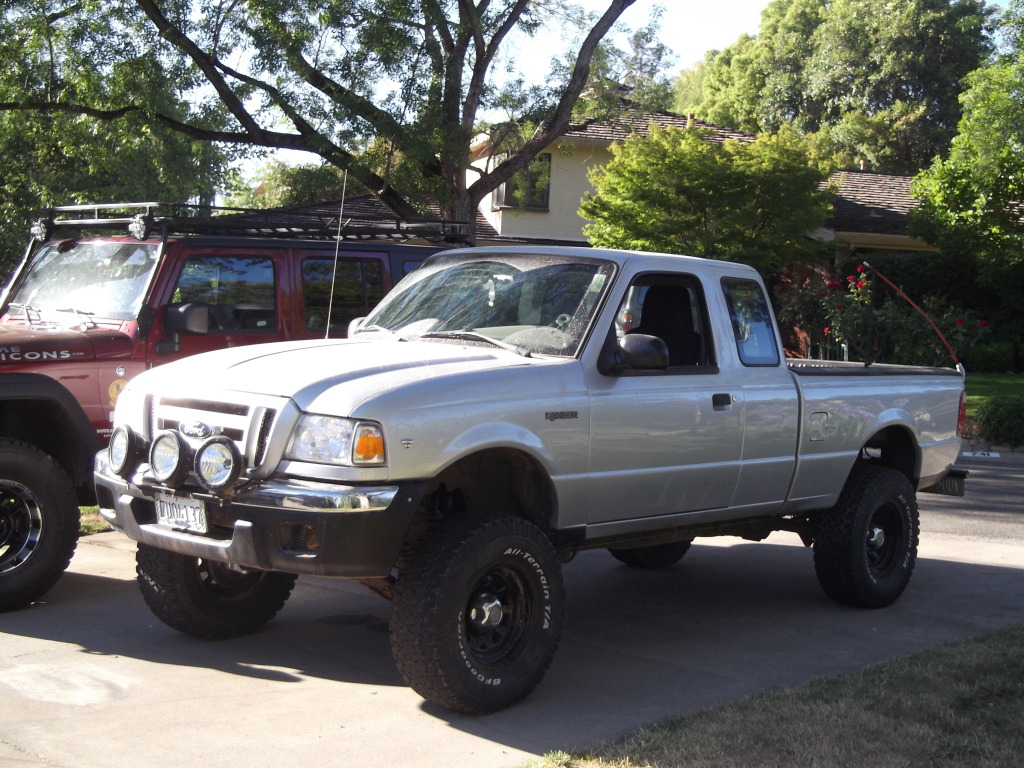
150, 395, 279, 472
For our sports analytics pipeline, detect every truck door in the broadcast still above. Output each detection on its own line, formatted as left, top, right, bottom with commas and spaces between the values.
717, 277, 799, 509
586, 273, 744, 523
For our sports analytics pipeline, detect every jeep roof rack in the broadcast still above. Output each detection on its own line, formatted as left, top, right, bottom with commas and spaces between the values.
30, 202, 470, 244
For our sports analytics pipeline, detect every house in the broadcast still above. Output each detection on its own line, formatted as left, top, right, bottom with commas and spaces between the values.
813, 169, 935, 266
251, 109, 932, 262
470, 108, 755, 245
472, 111, 933, 263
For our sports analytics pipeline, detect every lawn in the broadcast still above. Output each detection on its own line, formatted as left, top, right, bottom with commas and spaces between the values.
964, 372, 1023, 420
529, 624, 1024, 768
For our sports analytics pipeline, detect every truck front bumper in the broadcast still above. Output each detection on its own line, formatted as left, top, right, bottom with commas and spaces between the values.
94, 454, 426, 578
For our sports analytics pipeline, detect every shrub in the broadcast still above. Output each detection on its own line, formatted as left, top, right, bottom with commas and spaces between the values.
976, 395, 1024, 447
963, 340, 1019, 373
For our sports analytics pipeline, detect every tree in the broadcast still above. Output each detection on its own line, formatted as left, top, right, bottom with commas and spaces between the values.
910, 0, 1024, 369
0, 4, 234, 277
674, 0, 995, 174
579, 124, 834, 276
1, 1, 647, 241
0, 110, 229, 278
224, 160, 350, 209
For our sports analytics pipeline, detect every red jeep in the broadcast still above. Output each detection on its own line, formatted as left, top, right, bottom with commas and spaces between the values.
0, 203, 450, 611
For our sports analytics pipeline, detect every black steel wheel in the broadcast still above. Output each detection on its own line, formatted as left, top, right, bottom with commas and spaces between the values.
0, 440, 79, 612
813, 465, 919, 608
608, 540, 692, 569
390, 514, 565, 714
136, 543, 297, 639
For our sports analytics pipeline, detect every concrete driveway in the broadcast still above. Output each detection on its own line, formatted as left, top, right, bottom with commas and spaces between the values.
2, 453, 1021, 768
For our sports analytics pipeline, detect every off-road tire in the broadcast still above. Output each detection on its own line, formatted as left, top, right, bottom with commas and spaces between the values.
608, 540, 692, 569
390, 514, 565, 714
136, 543, 297, 639
0, 439, 79, 612
813, 465, 919, 608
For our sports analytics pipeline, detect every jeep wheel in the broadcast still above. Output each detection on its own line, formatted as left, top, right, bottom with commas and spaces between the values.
390, 514, 565, 714
0, 440, 79, 612
136, 543, 297, 639
813, 465, 919, 608
608, 540, 692, 569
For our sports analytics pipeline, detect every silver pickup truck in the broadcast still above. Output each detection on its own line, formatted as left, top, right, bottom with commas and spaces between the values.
94, 246, 967, 713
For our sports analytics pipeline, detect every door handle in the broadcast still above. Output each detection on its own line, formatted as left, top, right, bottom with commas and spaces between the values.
712, 393, 733, 410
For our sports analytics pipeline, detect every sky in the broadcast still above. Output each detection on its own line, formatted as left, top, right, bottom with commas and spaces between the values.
602, 0, 772, 69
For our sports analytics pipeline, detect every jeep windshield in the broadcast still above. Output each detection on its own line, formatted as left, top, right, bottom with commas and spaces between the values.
359, 251, 616, 357
6, 240, 159, 323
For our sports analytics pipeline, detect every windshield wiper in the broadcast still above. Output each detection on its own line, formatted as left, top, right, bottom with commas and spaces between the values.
353, 324, 406, 340
419, 330, 531, 357
8, 303, 41, 322
55, 307, 97, 328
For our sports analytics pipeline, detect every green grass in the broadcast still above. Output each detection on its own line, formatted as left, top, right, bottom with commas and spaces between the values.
529, 624, 1024, 768
78, 505, 112, 535
965, 372, 1023, 421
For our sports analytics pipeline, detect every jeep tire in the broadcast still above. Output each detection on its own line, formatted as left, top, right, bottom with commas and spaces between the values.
0, 440, 80, 612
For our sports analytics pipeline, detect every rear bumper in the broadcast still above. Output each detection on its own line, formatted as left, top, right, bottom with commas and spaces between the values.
94, 453, 426, 577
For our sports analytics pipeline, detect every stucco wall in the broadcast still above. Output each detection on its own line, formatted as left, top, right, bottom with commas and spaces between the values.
476, 139, 612, 243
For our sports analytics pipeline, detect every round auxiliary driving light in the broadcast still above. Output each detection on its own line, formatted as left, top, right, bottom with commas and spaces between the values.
149, 430, 189, 486
108, 425, 141, 479
194, 437, 242, 493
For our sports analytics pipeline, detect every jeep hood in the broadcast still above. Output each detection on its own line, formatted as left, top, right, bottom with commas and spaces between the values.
0, 323, 133, 365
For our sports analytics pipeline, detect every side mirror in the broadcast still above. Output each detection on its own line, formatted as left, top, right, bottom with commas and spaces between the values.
598, 333, 669, 374
164, 302, 210, 336
347, 316, 366, 337
155, 302, 210, 357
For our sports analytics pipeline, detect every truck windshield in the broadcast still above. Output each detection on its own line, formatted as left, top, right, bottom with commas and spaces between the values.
7, 240, 160, 322
361, 251, 616, 357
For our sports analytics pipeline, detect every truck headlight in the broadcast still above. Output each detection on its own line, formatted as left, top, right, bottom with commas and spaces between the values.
285, 415, 386, 466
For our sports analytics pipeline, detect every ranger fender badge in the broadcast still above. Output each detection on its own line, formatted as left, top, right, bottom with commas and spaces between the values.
545, 411, 578, 422
179, 421, 214, 439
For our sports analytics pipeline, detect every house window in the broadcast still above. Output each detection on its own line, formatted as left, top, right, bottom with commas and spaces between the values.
494, 154, 551, 211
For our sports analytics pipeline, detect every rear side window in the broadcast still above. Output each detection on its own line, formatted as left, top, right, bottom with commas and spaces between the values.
172, 256, 276, 331
302, 258, 385, 332
721, 277, 780, 366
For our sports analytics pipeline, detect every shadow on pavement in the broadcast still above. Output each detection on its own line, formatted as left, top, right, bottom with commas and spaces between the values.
3, 534, 1022, 758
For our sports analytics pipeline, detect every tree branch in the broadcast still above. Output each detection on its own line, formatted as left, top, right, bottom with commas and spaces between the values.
469, 0, 637, 200
133, 0, 263, 137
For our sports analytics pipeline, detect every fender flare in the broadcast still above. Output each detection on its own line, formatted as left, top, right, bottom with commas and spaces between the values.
0, 372, 101, 489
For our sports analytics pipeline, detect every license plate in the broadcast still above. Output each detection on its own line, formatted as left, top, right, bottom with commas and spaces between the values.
155, 492, 208, 534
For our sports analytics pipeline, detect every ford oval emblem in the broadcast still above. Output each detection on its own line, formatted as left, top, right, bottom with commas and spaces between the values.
179, 421, 214, 440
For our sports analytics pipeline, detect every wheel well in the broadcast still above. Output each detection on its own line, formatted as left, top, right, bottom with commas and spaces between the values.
861, 426, 918, 483
424, 448, 557, 534
0, 400, 97, 501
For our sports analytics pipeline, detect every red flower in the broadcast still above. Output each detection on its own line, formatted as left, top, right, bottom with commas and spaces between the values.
856, 265, 866, 273
847, 275, 856, 283
979, 320, 990, 328
827, 281, 843, 291
955, 318, 965, 326
824, 327, 831, 334
856, 281, 866, 289
817, 291, 826, 297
